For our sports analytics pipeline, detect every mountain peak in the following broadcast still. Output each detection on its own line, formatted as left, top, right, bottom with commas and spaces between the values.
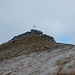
10, 29, 56, 43
0, 30, 75, 75
0, 29, 57, 61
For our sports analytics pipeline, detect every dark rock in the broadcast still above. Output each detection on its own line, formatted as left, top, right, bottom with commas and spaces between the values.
10, 29, 43, 41
9, 29, 56, 43
40, 34, 56, 43
30, 29, 43, 34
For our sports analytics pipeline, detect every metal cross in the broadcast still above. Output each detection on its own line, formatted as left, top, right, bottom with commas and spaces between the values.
33, 25, 36, 30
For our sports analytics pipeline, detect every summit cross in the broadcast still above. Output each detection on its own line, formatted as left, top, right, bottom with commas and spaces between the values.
33, 25, 36, 30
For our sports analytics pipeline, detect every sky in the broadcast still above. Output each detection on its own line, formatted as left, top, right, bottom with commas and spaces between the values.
0, 0, 75, 44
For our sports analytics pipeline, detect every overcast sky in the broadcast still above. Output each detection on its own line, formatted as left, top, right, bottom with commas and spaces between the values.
0, 0, 75, 44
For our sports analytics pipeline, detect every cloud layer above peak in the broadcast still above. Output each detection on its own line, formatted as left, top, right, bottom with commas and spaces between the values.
0, 0, 75, 44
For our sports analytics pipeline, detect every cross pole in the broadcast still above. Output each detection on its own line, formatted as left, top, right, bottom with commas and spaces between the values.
32, 25, 36, 30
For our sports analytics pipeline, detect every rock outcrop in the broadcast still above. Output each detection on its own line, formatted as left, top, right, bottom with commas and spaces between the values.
10, 29, 56, 43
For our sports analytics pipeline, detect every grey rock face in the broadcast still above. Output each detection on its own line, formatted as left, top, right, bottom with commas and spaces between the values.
10, 29, 56, 43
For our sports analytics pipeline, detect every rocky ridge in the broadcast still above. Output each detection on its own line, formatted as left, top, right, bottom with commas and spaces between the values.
10, 29, 56, 43
0, 29, 75, 75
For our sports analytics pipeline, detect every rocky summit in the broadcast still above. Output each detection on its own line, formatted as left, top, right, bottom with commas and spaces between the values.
10, 29, 56, 43
0, 30, 75, 75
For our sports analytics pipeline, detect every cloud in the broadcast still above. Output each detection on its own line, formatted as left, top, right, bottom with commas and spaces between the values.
0, 0, 75, 44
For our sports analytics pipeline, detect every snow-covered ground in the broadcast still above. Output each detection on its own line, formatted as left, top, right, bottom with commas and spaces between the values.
0, 46, 75, 75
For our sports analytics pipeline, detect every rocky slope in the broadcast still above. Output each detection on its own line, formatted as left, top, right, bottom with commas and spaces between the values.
0, 29, 75, 75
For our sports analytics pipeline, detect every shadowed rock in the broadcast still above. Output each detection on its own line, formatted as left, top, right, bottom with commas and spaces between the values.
10, 29, 56, 43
